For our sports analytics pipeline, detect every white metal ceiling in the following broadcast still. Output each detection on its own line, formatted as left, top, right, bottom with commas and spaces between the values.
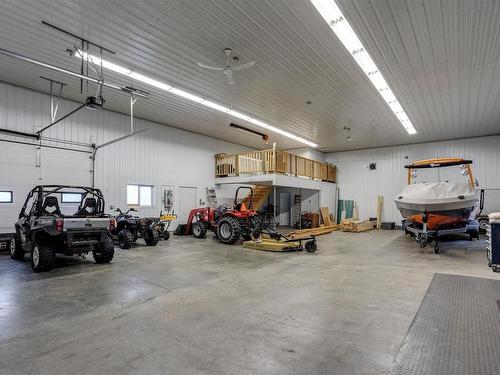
0, 0, 499, 151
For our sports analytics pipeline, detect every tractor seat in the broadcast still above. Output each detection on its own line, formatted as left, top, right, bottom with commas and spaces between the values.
76, 197, 98, 216
42, 196, 62, 216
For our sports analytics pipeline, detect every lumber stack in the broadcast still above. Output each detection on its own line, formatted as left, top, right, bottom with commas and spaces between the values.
340, 219, 374, 233
287, 224, 339, 239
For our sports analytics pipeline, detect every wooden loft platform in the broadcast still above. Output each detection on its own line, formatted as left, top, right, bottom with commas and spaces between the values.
214, 148, 336, 185
214, 172, 330, 191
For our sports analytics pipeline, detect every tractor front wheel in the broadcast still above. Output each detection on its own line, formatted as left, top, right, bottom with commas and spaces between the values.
217, 217, 241, 244
192, 222, 207, 238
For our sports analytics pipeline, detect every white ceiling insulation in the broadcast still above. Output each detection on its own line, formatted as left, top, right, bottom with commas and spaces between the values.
0, 0, 499, 151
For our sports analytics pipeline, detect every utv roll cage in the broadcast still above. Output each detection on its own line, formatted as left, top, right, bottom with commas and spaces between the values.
19, 185, 106, 219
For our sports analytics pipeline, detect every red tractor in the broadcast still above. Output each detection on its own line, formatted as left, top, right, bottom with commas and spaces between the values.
215, 187, 258, 244
174, 206, 217, 238
174, 187, 258, 244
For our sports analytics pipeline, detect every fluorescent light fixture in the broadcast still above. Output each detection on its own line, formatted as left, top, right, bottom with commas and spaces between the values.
74, 50, 317, 147
169, 87, 204, 103
311, 0, 417, 135
129, 72, 172, 91
75, 50, 132, 75
202, 100, 230, 113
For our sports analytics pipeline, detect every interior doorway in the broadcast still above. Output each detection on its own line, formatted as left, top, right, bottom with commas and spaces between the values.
179, 186, 197, 223
279, 192, 291, 226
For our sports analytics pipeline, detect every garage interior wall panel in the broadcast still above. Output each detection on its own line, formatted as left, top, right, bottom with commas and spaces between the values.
0, 81, 248, 229
326, 135, 500, 223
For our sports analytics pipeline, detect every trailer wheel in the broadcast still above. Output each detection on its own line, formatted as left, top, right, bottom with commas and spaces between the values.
192, 222, 207, 238
479, 219, 489, 233
93, 236, 115, 263
31, 242, 55, 273
10, 235, 24, 260
434, 242, 440, 254
305, 240, 317, 253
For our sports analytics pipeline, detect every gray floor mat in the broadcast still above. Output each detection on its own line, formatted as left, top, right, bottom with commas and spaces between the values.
390, 273, 500, 375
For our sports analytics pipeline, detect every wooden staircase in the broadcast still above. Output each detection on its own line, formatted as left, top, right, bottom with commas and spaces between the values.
242, 185, 273, 211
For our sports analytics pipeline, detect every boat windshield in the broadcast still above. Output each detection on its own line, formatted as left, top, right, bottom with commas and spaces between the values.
405, 158, 475, 188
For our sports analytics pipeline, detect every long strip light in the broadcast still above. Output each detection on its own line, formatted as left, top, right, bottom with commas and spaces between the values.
311, 0, 417, 135
75, 50, 318, 147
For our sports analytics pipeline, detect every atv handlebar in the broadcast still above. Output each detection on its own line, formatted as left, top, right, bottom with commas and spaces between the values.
115, 208, 137, 215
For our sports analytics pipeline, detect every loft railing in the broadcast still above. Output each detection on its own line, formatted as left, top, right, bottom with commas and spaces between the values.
215, 148, 336, 182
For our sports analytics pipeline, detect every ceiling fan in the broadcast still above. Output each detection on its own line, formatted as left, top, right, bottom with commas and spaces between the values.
196, 48, 255, 85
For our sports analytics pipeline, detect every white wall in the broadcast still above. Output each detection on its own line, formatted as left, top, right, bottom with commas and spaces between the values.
0, 81, 249, 230
326, 135, 500, 223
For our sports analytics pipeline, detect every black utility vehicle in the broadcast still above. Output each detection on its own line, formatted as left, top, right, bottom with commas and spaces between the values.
111, 208, 159, 249
12, 185, 115, 272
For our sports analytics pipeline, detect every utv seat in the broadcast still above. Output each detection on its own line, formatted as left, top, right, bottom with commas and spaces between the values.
76, 197, 98, 216
42, 196, 62, 216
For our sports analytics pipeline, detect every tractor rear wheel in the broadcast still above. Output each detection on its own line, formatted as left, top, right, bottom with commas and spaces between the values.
192, 222, 207, 238
217, 217, 241, 244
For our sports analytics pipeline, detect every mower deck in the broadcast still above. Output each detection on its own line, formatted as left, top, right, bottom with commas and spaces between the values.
243, 237, 303, 252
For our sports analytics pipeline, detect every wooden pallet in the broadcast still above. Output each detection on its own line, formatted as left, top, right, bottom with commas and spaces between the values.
340, 219, 374, 233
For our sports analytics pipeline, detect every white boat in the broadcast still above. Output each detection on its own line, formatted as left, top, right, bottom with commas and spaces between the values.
395, 158, 479, 230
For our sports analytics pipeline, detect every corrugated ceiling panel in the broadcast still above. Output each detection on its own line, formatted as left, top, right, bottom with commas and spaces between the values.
0, 0, 499, 151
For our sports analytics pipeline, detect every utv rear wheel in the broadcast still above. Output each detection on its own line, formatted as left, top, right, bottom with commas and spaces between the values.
217, 217, 241, 244
118, 229, 134, 249
10, 236, 24, 260
192, 222, 207, 238
31, 242, 54, 273
144, 228, 159, 246
93, 236, 115, 264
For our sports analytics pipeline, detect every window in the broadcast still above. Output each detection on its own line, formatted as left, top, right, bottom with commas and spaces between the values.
127, 184, 153, 206
0, 191, 13, 203
61, 193, 82, 203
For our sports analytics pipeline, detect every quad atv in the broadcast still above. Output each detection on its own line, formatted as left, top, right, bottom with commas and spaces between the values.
111, 208, 159, 249
12, 185, 115, 273
215, 187, 259, 244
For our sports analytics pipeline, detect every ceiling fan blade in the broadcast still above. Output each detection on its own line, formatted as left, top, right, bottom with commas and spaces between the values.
232, 60, 256, 71
196, 62, 224, 71
225, 70, 235, 85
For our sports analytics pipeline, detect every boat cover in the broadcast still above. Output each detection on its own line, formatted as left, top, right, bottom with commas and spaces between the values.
398, 182, 476, 205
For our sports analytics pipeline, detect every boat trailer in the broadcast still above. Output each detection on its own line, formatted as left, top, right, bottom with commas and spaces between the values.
403, 218, 479, 254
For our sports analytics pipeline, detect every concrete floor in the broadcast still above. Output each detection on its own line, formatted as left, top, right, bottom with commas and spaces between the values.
0, 230, 498, 375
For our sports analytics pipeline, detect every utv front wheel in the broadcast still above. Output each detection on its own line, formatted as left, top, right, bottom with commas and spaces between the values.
93, 236, 115, 264
144, 229, 159, 246
10, 236, 24, 260
192, 222, 207, 238
217, 217, 241, 244
118, 229, 134, 249
31, 242, 55, 273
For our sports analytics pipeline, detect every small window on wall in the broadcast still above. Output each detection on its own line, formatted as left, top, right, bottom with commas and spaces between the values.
0, 191, 13, 203
61, 193, 82, 203
127, 185, 153, 206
